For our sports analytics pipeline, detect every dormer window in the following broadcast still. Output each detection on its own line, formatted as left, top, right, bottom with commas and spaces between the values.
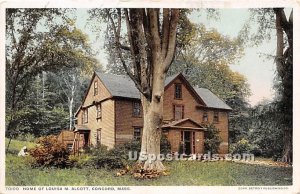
94, 80, 98, 96
174, 83, 182, 99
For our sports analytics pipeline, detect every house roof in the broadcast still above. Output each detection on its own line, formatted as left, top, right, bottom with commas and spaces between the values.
95, 72, 141, 99
94, 72, 232, 111
194, 87, 232, 110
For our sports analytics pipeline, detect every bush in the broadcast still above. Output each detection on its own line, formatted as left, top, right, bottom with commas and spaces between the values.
204, 124, 222, 153
72, 136, 171, 169
28, 135, 71, 168
230, 138, 258, 154
160, 134, 171, 155
71, 144, 126, 169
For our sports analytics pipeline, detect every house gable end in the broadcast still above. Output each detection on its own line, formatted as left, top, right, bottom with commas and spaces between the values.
164, 73, 206, 106
75, 72, 113, 117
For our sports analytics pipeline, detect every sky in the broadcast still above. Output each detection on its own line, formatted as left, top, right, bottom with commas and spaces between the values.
73, 8, 280, 106
190, 9, 277, 106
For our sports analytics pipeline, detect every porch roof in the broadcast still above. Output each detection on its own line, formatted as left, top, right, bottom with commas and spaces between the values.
74, 125, 90, 132
162, 118, 206, 131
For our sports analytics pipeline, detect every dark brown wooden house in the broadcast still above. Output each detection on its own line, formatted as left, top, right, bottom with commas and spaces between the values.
71, 72, 232, 154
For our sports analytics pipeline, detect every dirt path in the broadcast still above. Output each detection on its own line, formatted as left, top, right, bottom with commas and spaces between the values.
233, 159, 292, 167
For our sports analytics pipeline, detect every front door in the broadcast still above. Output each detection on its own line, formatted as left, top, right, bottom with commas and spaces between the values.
83, 132, 89, 147
181, 131, 195, 155
183, 131, 191, 155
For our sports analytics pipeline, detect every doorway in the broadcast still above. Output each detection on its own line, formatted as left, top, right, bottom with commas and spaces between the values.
181, 131, 195, 155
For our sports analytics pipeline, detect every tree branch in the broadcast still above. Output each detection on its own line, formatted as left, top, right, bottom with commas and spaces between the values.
106, 9, 147, 97
163, 9, 180, 73
162, 9, 170, 59
148, 9, 161, 62
124, 8, 139, 76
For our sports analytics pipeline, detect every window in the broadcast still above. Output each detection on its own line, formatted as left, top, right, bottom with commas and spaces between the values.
74, 118, 78, 125
96, 129, 101, 145
174, 84, 182, 99
94, 80, 98, 96
132, 102, 141, 117
213, 111, 219, 123
67, 143, 73, 151
202, 110, 208, 122
133, 127, 142, 140
174, 104, 184, 120
83, 108, 88, 123
96, 104, 102, 119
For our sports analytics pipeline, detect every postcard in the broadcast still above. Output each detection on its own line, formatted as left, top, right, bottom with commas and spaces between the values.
0, 0, 299, 194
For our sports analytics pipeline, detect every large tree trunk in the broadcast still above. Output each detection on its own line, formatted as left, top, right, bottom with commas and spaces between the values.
106, 8, 179, 172
274, 8, 293, 163
140, 65, 166, 171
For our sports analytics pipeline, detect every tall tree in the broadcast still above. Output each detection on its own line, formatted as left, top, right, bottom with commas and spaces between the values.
244, 8, 293, 163
96, 8, 180, 171
6, 8, 96, 151
273, 8, 293, 163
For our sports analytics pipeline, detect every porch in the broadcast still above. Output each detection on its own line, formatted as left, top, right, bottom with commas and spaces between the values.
162, 118, 206, 155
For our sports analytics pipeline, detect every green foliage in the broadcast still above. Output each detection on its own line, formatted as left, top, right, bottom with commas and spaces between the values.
230, 138, 257, 154
204, 124, 222, 154
248, 102, 285, 159
15, 133, 36, 142
5, 138, 36, 155
28, 135, 71, 168
72, 137, 171, 169
160, 134, 171, 155
6, 8, 97, 141
72, 144, 125, 170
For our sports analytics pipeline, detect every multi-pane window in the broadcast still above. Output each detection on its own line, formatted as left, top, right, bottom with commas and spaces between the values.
213, 111, 219, 123
133, 127, 142, 140
94, 80, 98, 96
96, 104, 102, 119
133, 102, 141, 117
202, 110, 208, 122
67, 143, 73, 151
174, 84, 182, 99
83, 108, 88, 123
174, 105, 184, 120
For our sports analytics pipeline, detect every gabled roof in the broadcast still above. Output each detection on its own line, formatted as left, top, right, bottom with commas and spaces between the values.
95, 72, 141, 99
93, 72, 232, 111
194, 88, 232, 110
162, 118, 204, 129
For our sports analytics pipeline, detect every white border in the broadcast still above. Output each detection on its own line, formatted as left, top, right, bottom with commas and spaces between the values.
1, 0, 299, 194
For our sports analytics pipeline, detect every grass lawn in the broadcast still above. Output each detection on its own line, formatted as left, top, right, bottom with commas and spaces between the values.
5, 139, 293, 186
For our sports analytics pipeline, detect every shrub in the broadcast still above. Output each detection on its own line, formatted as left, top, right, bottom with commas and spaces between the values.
204, 124, 222, 154
28, 135, 71, 168
160, 134, 171, 155
73, 136, 171, 169
71, 144, 125, 169
230, 138, 258, 154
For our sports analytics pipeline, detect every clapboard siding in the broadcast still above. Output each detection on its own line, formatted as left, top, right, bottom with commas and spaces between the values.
74, 73, 230, 154
82, 75, 112, 107
115, 99, 143, 145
